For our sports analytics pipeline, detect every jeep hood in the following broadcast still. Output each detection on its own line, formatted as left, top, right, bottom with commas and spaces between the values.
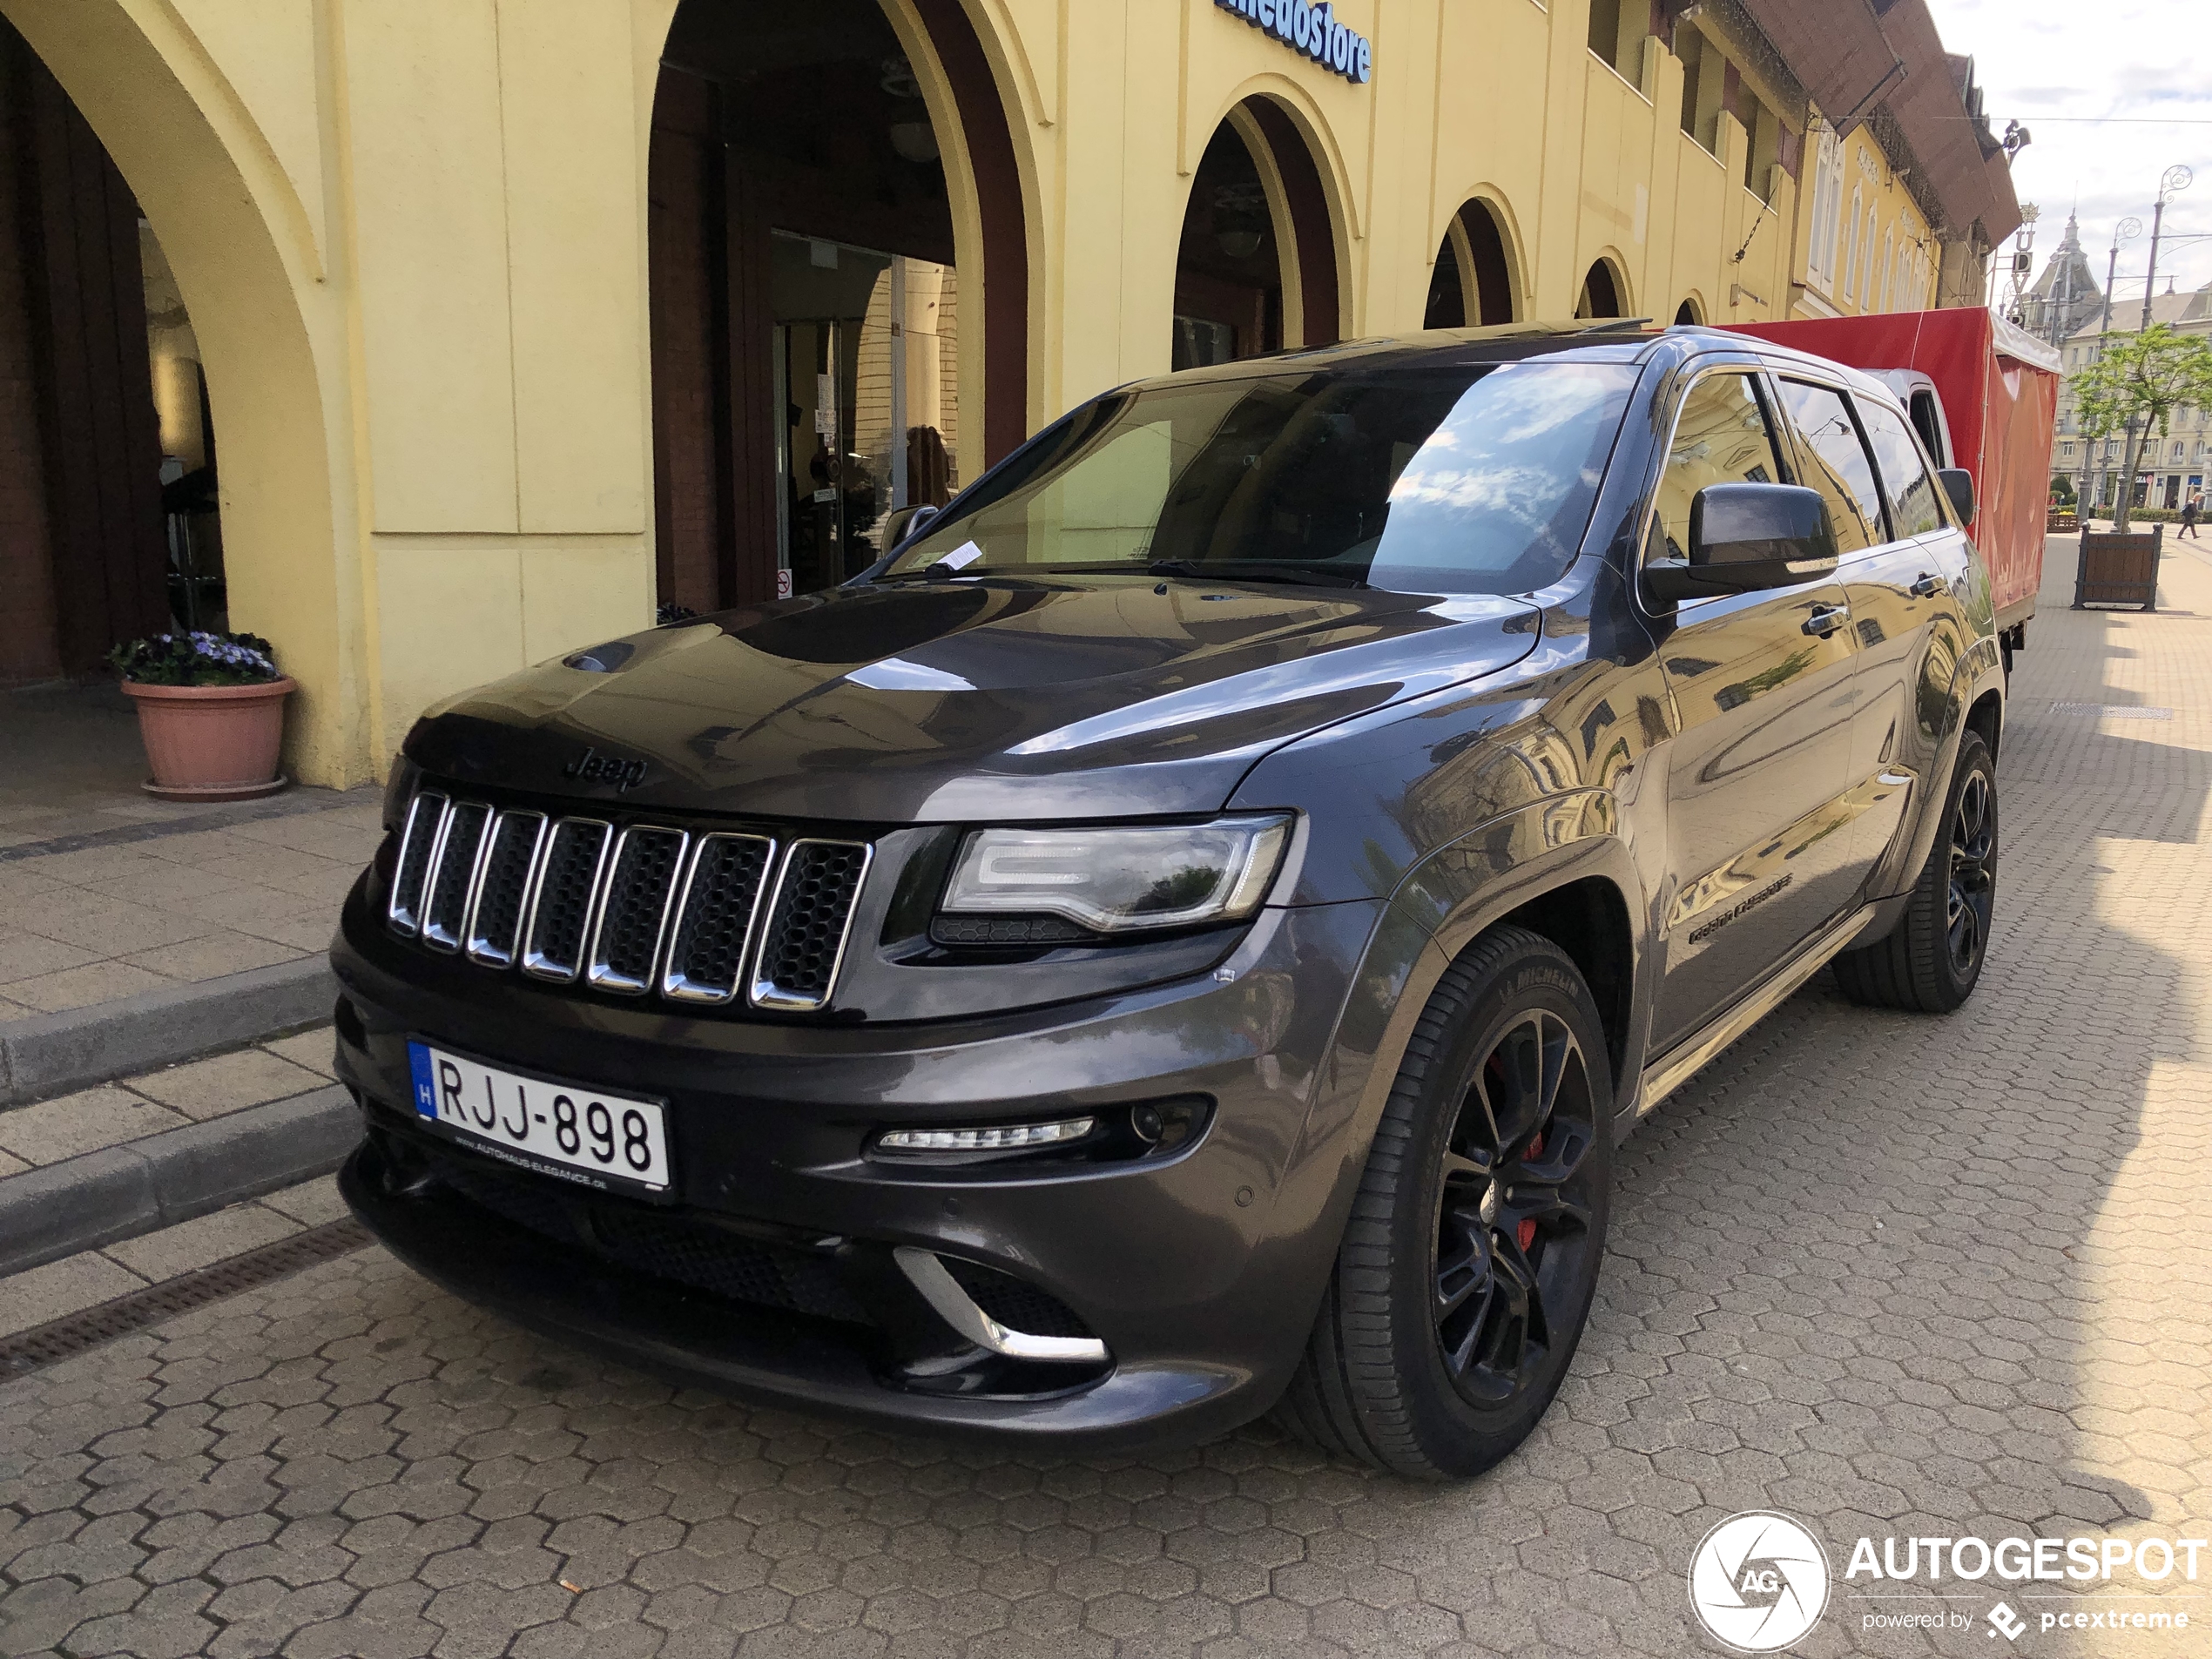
405, 576, 1541, 822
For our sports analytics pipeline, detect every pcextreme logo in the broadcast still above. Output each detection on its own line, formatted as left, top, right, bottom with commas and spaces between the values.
1688, 1512, 1831, 1652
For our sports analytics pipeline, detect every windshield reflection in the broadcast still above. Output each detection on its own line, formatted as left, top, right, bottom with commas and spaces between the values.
888, 361, 1639, 597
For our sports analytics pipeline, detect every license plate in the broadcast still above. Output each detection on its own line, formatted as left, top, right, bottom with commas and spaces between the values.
407, 1041, 672, 1193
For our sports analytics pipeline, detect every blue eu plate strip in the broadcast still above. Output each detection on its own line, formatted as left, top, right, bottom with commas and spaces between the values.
408, 1042, 438, 1119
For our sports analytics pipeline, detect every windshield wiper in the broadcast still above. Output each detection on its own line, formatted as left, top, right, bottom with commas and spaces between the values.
1145, 559, 1369, 590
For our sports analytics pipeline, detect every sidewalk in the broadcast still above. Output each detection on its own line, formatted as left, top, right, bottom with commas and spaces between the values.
0, 682, 378, 1103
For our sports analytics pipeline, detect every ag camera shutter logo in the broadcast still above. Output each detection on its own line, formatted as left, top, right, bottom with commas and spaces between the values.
1688, 1512, 1831, 1651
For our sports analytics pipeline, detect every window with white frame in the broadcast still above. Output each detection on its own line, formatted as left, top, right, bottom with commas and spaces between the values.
1858, 206, 1878, 308
1807, 127, 1844, 287
1842, 187, 1864, 300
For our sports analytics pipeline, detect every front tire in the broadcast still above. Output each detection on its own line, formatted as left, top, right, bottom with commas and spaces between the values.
1274, 926, 1614, 1480
1832, 731, 1997, 1013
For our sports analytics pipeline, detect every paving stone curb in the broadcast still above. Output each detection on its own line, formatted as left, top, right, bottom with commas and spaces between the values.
0, 1084, 359, 1278
0, 955, 337, 1108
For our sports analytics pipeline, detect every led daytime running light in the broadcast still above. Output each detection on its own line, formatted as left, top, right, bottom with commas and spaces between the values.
878, 1117, 1096, 1154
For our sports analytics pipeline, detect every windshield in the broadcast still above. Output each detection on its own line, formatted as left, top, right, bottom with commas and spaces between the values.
883, 360, 1639, 595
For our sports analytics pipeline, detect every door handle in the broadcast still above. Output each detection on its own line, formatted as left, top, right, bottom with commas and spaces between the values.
1802, 603, 1851, 637
1910, 572, 1945, 598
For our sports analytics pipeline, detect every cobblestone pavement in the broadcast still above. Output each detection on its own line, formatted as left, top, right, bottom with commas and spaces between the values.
3, 547, 2209, 1658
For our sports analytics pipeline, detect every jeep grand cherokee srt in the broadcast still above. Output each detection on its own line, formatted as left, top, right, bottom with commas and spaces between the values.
333, 322, 2003, 1478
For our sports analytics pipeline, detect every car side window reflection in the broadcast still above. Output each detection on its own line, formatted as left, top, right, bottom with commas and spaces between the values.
1649, 373, 1784, 565
1858, 399, 1947, 539
1777, 380, 1882, 552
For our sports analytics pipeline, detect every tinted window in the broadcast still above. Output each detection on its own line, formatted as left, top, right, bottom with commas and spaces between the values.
1859, 399, 1946, 539
1648, 372, 1784, 565
1777, 380, 1881, 552
1907, 389, 1946, 467
887, 361, 1639, 596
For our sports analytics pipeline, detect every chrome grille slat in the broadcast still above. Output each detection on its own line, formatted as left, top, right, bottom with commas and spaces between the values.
388, 792, 868, 1011
386, 792, 448, 935
661, 834, 777, 1005
465, 811, 548, 968
421, 801, 493, 952
751, 840, 873, 1012
521, 819, 613, 982
586, 826, 691, 995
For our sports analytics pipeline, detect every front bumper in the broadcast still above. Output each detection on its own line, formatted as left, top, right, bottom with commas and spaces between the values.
332, 884, 1384, 1447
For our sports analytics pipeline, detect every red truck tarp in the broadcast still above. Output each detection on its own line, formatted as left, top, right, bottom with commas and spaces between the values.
1722, 308, 2060, 632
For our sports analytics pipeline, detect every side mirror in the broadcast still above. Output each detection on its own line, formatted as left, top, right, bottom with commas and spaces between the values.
881, 503, 942, 550
1939, 468, 1976, 526
1643, 482, 1841, 605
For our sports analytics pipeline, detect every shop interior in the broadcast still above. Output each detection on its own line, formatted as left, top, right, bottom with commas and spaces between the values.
652, 0, 967, 611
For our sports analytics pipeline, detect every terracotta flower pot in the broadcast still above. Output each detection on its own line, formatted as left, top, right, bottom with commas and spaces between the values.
121, 678, 295, 801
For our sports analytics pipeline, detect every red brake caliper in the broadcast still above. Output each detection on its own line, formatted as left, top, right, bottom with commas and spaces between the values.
1516, 1132, 1545, 1251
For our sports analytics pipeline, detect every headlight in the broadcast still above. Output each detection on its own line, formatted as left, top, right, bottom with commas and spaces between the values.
941, 815, 1291, 934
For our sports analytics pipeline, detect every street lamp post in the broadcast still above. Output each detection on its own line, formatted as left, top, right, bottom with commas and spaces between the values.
2086, 219, 2140, 514
2118, 166, 2192, 521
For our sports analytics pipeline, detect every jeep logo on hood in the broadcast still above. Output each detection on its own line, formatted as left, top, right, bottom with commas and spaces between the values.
563, 746, 649, 792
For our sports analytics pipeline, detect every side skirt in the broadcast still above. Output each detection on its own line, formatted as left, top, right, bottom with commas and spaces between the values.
1628, 903, 1879, 1126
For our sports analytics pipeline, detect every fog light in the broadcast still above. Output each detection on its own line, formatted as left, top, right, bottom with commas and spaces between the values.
876, 1117, 1095, 1154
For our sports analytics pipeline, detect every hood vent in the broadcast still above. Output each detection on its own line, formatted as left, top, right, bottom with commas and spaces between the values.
387, 793, 867, 1014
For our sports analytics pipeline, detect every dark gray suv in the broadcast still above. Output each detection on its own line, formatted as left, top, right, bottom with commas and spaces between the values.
334, 322, 2004, 1478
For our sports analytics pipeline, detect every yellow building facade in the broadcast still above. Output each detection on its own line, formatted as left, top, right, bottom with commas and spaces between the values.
0, 0, 2007, 786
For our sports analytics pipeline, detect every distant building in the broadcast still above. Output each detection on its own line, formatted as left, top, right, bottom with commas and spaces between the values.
2015, 212, 2103, 347
2056, 282, 2212, 511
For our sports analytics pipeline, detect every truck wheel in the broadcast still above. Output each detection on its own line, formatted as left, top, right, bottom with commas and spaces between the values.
1273, 926, 1613, 1480
1832, 732, 1997, 1014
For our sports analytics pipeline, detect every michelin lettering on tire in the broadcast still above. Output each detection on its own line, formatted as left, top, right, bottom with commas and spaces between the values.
1688, 1511, 1831, 1652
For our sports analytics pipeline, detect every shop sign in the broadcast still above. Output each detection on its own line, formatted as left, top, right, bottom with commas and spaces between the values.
1214, 0, 1372, 84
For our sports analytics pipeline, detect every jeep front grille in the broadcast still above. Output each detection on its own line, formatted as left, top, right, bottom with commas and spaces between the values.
586, 826, 690, 995
752, 840, 873, 1011
661, 833, 776, 1005
387, 795, 867, 1013
421, 801, 491, 952
465, 811, 545, 968
522, 818, 611, 983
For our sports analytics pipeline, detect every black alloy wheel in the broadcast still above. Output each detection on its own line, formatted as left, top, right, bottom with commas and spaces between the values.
1945, 769, 1995, 978
1275, 925, 1615, 1480
1433, 1010, 1601, 1408
1832, 729, 1998, 1014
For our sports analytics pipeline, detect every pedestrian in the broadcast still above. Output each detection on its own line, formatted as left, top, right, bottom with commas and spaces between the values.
2184, 491, 2202, 540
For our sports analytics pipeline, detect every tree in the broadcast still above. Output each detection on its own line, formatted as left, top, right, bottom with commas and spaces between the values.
2049, 474, 2074, 505
2073, 323, 2212, 529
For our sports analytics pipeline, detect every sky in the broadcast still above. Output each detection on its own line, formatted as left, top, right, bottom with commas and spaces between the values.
1922, 0, 2212, 314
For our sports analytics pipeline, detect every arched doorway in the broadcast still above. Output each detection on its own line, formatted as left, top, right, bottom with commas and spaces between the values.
1422, 199, 1517, 329
0, 0, 344, 775
1171, 99, 1340, 369
1674, 296, 1704, 326
648, 0, 1027, 609
1575, 259, 1626, 320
